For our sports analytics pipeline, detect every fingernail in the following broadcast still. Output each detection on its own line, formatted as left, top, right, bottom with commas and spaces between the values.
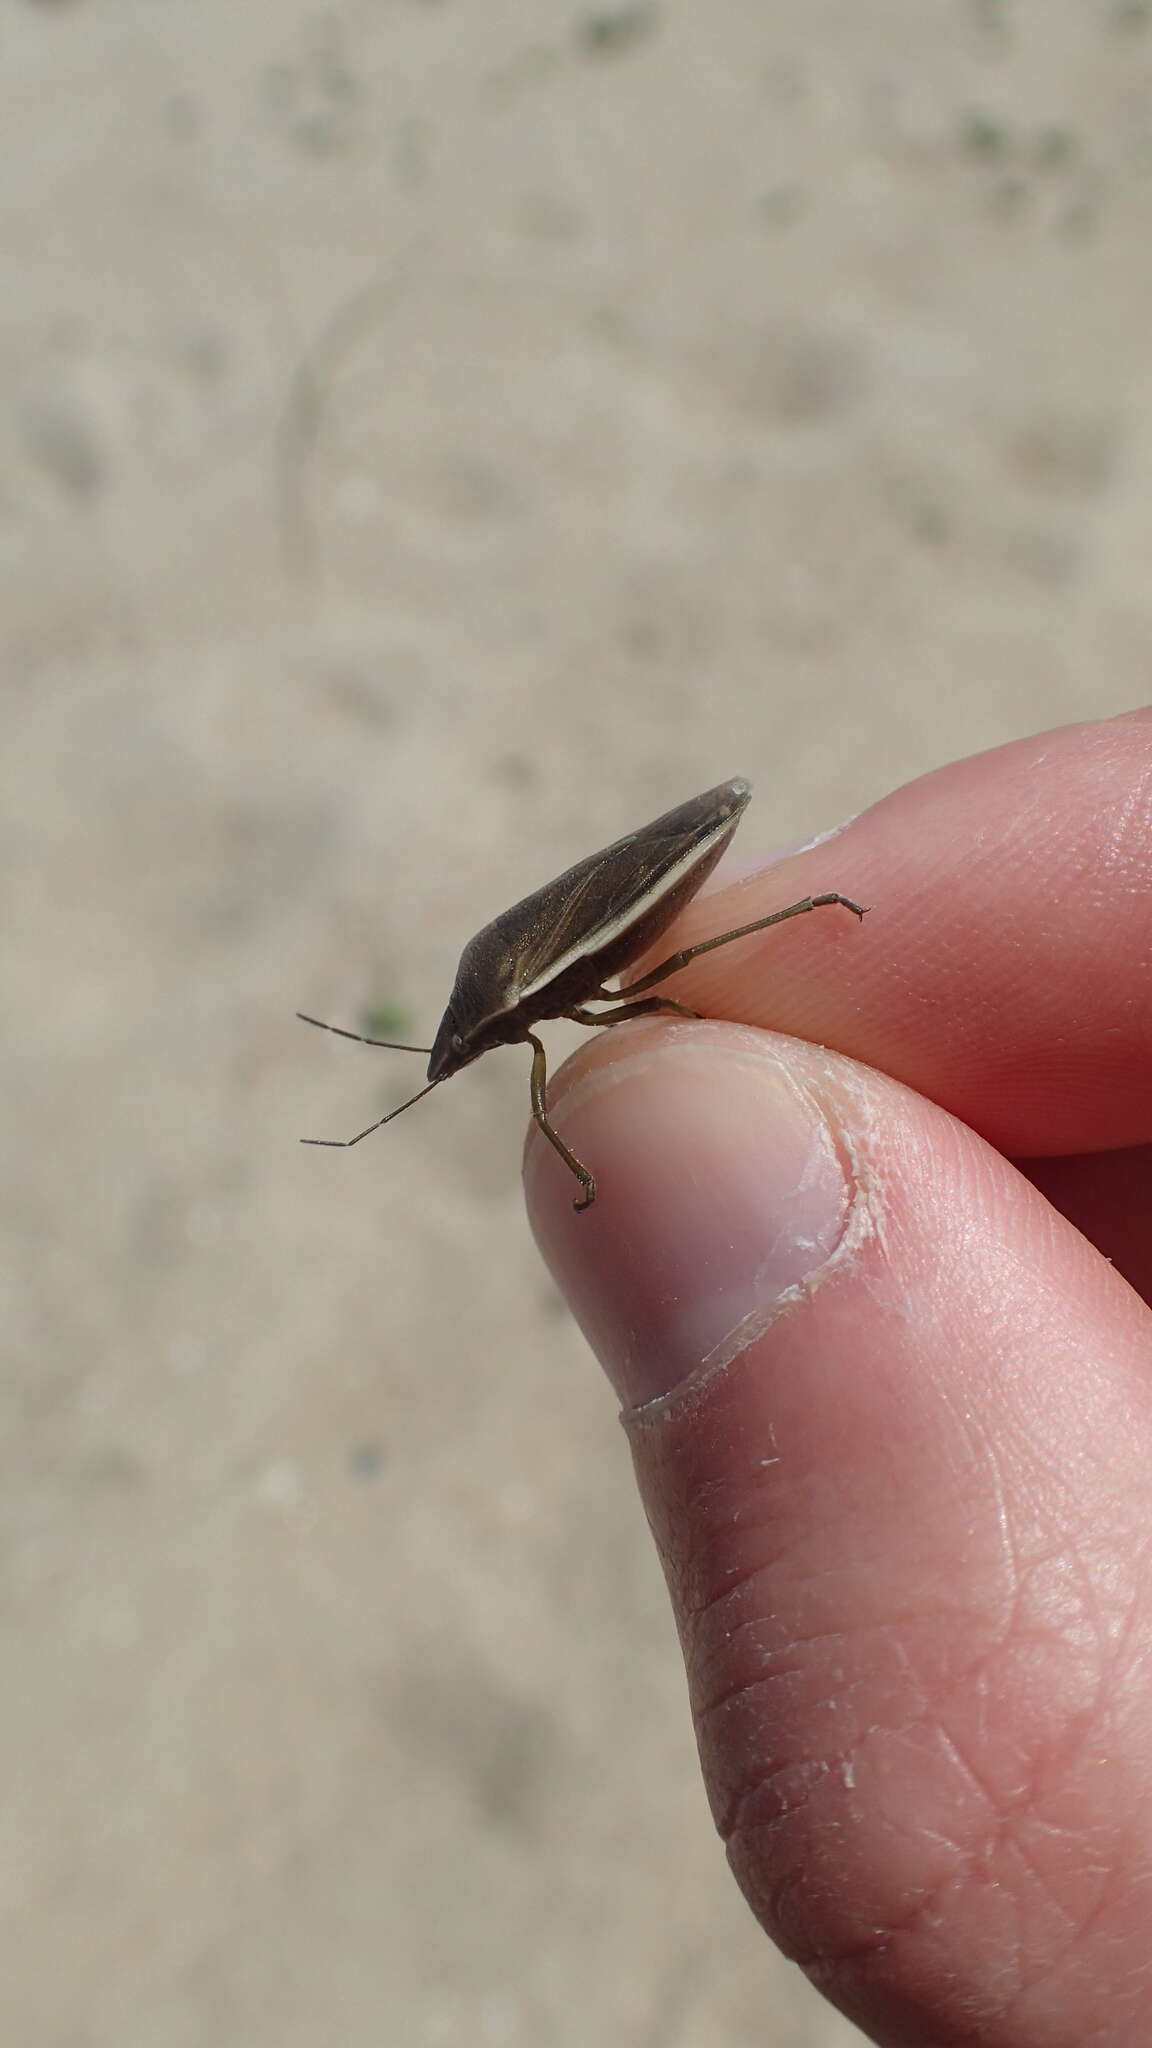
525, 1031, 852, 1410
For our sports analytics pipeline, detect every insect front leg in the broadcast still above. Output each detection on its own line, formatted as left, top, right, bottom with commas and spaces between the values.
613, 892, 867, 998
569, 997, 698, 1027
526, 1032, 596, 1211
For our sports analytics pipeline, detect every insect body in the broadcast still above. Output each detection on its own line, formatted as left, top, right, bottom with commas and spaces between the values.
299, 778, 865, 1208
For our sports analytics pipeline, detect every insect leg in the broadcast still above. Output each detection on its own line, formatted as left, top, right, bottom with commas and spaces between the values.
569, 997, 697, 1027
527, 1032, 596, 1211
611, 893, 867, 998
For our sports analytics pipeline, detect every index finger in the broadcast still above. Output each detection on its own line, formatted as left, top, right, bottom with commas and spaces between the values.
643, 710, 1152, 1157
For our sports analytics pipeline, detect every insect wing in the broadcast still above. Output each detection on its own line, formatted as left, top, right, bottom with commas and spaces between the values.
485, 778, 751, 1009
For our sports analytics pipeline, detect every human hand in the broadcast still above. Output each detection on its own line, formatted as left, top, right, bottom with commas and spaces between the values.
525, 712, 1152, 2047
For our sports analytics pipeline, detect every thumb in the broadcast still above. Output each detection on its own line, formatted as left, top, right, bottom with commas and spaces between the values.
525, 1020, 1152, 2047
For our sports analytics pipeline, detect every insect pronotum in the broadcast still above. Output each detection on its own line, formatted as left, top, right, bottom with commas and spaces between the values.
298, 778, 865, 1209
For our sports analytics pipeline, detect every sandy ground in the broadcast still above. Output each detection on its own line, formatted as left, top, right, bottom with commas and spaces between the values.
3, 3, 1151, 2043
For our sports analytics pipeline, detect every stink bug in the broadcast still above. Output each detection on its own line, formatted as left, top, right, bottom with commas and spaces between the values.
299, 778, 865, 1209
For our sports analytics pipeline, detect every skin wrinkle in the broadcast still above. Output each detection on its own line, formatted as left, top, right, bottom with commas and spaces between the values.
710, 1684, 985, 1847
939, 1820, 1114, 2012
644, 1463, 928, 1665
668, 1477, 875, 1633
939, 1706, 1098, 1862
920, 1328, 1021, 1605
1072, 1844, 1152, 1980
691, 1566, 1005, 1674
675, 1534, 795, 1638
684, 1394, 1103, 1805
753, 1832, 964, 1968
992, 1813, 1101, 1941
647, 1454, 789, 1580
692, 1647, 899, 1740
708, 1571, 1123, 1862
1013, 1545, 1114, 1676
1099, 1534, 1152, 1672
1000, 1499, 1139, 1638
922, 1280, 1132, 1547
678, 1532, 950, 1676
720, 1631, 1152, 2034
705, 1743, 833, 1825
691, 1606, 1016, 1726
731, 1758, 1064, 1999
677, 1434, 1075, 1703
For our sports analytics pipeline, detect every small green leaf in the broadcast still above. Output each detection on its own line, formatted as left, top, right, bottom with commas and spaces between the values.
360, 1001, 414, 1041
960, 110, 1011, 159
576, 5, 658, 57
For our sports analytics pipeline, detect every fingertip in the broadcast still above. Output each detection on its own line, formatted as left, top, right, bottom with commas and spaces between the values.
524, 1021, 859, 1410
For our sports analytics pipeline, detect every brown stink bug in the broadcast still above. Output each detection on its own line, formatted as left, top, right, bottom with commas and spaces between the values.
298, 778, 865, 1208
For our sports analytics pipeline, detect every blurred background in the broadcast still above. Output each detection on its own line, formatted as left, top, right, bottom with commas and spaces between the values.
4, 2, 1150, 2043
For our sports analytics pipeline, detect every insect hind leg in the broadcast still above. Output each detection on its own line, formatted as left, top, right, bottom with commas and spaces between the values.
613, 892, 867, 997
569, 997, 698, 1026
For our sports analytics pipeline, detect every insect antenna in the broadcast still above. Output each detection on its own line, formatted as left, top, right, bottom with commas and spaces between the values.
299, 1075, 445, 1148
295, 1011, 431, 1054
